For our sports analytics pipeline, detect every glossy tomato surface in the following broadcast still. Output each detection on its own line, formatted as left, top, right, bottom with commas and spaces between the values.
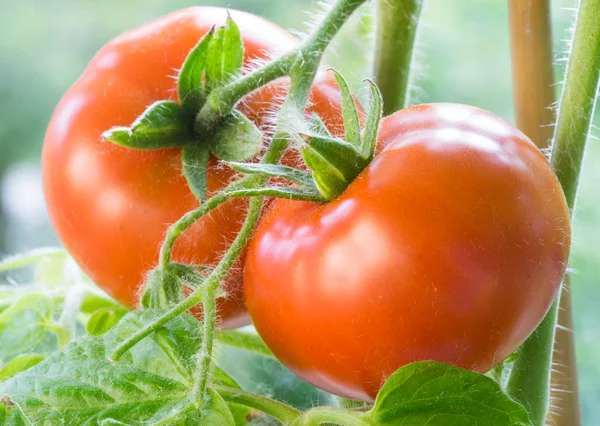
244, 103, 571, 399
42, 7, 345, 329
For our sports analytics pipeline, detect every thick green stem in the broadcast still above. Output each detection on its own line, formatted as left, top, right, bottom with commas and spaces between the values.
191, 196, 263, 407
505, 1, 600, 424
373, 0, 423, 114
214, 385, 301, 424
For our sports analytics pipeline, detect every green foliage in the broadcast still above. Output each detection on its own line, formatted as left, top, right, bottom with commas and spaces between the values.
367, 361, 532, 425
0, 294, 61, 364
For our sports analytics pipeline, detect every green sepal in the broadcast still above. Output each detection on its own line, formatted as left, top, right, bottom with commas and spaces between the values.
227, 162, 314, 187
301, 145, 349, 201
178, 27, 215, 112
182, 144, 211, 201
361, 79, 383, 160
331, 69, 361, 149
103, 101, 188, 150
302, 133, 368, 177
300, 133, 369, 200
140, 267, 185, 310
206, 16, 244, 91
208, 109, 263, 162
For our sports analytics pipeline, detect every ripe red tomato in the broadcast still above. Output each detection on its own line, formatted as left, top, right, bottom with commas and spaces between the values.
42, 7, 345, 329
244, 103, 571, 400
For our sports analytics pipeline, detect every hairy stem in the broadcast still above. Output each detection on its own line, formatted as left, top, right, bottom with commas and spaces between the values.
373, 0, 423, 114
506, 1, 600, 424
191, 196, 263, 407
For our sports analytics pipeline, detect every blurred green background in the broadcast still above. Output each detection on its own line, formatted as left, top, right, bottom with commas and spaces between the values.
0, 0, 598, 423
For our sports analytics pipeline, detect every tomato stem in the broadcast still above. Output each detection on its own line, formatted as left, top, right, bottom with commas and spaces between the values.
213, 385, 301, 424
191, 195, 264, 408
506, 1, 600, 424
195, 0, 368, 130
373, 0, 423, 115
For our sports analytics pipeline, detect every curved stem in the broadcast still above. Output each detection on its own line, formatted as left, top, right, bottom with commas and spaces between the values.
506, 1, 600, 424
373, 0, 423, 114
213, 385, 301, 424
158, 176, 256, 272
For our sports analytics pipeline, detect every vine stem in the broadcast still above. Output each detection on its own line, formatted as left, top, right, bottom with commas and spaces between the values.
190, 195, 264, 407
109, 0, 368, 409
373, 0, 423, 114
505, 1, 600, 424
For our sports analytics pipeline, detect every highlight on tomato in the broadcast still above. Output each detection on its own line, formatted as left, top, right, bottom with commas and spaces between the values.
244, 102, 571, 400
41, 7, 347, 329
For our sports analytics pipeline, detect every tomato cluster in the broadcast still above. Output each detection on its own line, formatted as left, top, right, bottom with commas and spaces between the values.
42, 7, 346, 329
43, 7, 570, 402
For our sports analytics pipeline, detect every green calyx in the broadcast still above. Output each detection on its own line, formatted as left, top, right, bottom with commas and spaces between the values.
301, 71, 383, 201
102, 15, 262, 201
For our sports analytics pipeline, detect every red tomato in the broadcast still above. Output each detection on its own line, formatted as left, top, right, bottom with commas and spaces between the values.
244, 103, 571, 400
42, 7, 345, 329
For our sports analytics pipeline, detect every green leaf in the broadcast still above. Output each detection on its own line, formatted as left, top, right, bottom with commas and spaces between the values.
361, 79, 383, 160
211, 366, 252, 425
0, 311, 205, 424
80, 294, 128, 316
206, 17, 244, 91
0, 397, 32, 426
201, 388, 236, 426
0, 355, 45, 381
0, 248, 66, 272
216, 330, 274, 359
227, 162, 314, 187
209, 109, 263, 162
0, 294, 60, 364
367, 361, 532, 426
86, 308, 126, 336
103, 101, 188, 150
331, 69, 361, 149
182, 144, 211, 201
178, 28, 214, 111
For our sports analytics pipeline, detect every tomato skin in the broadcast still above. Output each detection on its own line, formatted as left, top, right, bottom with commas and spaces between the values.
42, 7, 344, 329
244, 103, 571, 400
